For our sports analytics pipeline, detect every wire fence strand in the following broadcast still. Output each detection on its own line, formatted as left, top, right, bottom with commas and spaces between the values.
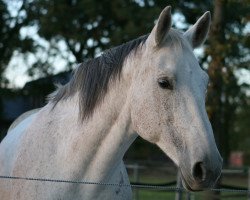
1, 175, 250, 194
0, 175, 179, 191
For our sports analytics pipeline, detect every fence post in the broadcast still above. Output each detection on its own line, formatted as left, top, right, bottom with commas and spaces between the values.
248, 167, 250, 200
186, 192, 191, 200
133, 164, 139, 200
175, 170, 183, 200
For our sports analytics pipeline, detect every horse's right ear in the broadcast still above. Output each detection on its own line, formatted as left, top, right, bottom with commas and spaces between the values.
152, 6, 172, 47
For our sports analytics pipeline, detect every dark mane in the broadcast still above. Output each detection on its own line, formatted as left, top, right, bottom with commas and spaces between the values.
51, 35, 148, 120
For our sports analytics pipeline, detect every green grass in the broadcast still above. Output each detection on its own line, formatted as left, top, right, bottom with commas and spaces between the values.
128, 169, 249, 200
132, 189, 175, 200
132, 189, 249, 200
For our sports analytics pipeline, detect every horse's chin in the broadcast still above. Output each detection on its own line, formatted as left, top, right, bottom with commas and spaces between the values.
180, 175, 203, 192
179, 170, 205, 192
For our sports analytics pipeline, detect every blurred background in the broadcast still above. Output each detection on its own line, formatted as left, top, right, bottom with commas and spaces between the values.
0, 0, 249, 199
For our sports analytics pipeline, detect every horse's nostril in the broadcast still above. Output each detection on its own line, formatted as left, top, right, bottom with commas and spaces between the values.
192, 162, 206, 182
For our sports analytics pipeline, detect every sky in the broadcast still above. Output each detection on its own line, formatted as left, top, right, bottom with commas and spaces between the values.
3, 1, 250, 90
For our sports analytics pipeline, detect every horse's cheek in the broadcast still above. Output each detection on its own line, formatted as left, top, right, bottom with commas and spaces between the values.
130, 93, 160, 143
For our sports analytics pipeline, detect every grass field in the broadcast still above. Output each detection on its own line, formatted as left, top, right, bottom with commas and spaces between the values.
132, 190, 249, 200
127, 166, 249, 200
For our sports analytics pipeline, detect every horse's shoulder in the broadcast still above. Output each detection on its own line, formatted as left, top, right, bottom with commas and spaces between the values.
8, 108, 41, 133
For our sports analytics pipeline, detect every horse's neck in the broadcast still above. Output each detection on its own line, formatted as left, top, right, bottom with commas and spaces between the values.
49, 70, 137, 181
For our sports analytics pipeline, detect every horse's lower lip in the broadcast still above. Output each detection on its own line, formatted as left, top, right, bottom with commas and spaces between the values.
181, 176, 195, 191
181, 176, 203, 192
179, 170, 193, 191
180, 170, 204, 192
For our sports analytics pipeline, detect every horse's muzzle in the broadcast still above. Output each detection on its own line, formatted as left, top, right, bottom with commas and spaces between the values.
180, 156, 223, 191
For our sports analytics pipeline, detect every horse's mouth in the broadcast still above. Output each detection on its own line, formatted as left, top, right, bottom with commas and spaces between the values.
181, 176, 203, 192
180, 170, 204, 192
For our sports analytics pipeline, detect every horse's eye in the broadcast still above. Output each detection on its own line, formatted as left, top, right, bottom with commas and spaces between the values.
158, 78, 173, 90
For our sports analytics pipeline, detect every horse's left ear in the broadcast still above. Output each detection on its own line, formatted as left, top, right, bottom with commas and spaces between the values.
184, 11, 211, 48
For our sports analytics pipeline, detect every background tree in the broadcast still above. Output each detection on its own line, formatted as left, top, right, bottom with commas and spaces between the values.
24, 0, 179, 67
206, 0, 249, 163
0, 0, 33, 86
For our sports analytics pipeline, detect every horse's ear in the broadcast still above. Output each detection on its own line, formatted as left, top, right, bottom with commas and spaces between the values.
184, 11, 211, 48
154, 6, 172, 46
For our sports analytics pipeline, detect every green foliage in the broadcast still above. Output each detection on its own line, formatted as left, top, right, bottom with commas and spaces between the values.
26, 0, 169, 61
125, 137, 168, 161
0, 0, 33, 85
231, 98, 250, 153
204, 0, 250, 162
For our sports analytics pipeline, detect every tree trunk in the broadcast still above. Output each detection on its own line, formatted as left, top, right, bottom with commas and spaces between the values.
205, 0, 227, 199
207, 0, 227, 159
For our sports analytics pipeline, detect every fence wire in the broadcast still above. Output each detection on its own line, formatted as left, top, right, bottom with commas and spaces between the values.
1, 175, 250, 194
